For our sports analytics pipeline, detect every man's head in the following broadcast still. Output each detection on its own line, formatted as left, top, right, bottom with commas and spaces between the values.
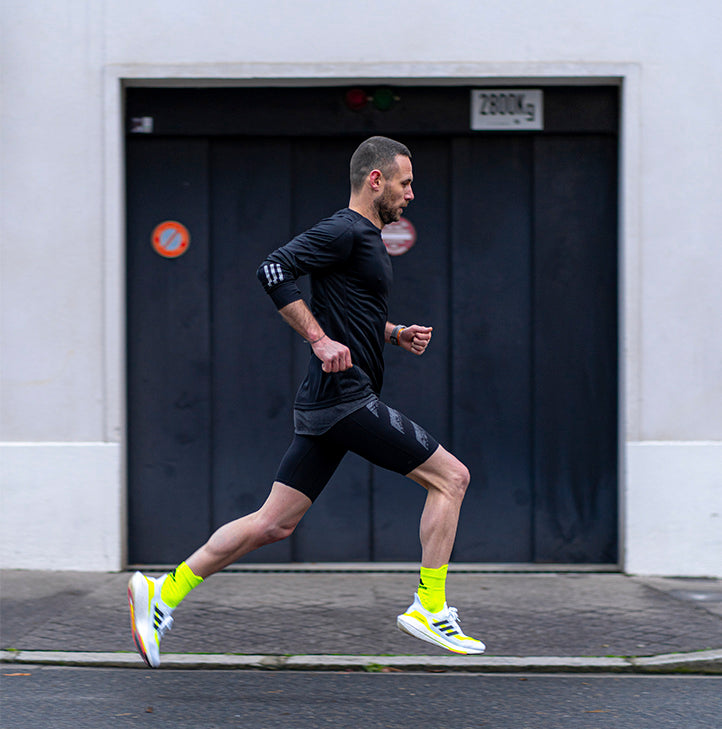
349, 136, 414, 226
350, 136, 411, 193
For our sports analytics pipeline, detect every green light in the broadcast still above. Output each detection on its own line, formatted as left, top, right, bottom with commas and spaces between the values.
372, 87, 396, 111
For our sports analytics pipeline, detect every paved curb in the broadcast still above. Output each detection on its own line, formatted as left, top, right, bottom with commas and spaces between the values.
3, 649, 721, 674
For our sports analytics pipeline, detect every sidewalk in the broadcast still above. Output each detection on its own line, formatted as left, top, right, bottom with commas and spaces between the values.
2, 568, 721, 673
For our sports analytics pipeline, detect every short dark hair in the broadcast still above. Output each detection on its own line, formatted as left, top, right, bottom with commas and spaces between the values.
350, 136, 411, 192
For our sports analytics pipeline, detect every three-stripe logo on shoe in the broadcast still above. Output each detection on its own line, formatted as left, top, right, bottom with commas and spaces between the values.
153, 606, 166, 631
433, 619, 460, 637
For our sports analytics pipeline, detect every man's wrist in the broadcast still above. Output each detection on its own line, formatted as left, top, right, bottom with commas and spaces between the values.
390, 324, 406, 346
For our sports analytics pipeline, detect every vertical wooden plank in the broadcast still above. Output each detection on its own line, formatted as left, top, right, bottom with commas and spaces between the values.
126, 138, 211, 564
209, 138, 296, 562
532, 135, 619, 563
451, 136, 534, 561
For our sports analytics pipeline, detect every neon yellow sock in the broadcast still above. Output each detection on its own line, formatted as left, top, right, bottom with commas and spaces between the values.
160, 561, 203, 609
417, 564, 448, 613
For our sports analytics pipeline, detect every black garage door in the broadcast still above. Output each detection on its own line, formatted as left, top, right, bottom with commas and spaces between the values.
126, 86, 618, 565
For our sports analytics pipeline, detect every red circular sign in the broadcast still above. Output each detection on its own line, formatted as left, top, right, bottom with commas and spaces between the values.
151, 221, 191, 258
381, 218, 417, 256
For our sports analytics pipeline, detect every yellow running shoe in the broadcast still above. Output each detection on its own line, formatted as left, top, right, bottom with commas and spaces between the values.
397, 593, 485, 655
127, 571, 174, 668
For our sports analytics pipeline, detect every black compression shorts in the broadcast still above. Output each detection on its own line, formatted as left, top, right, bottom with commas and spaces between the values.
275, 398, 440, 502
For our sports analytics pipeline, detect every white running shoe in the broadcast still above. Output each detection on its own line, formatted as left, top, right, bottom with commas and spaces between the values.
397, 593, 486, 655
127, 571, 174, 668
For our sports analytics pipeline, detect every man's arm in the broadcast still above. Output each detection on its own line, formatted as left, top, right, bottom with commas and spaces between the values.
385, 321, 433, 355
279, 300, 353, 373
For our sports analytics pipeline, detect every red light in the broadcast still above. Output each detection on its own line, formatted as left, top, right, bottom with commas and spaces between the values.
345, 88, 368, 111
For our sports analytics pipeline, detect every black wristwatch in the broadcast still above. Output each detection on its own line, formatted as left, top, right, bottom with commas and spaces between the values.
390, 324, 406, 346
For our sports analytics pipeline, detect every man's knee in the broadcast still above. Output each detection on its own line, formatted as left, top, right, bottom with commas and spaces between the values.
446, 459, 470, 501
254, 513, 297, 546
410, 447, 470, 501
252, 481, 312, 547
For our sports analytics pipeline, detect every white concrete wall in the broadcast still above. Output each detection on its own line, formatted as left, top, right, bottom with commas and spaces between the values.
625, 443, 721, 577
1, 0, 721, 574
0, 444, 123, 570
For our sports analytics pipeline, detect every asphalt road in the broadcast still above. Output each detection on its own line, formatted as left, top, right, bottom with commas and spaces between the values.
2, 666, 721, 729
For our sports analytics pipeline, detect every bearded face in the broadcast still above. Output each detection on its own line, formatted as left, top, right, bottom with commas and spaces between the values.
369, 155, 414, 227
376, 186, 404, 225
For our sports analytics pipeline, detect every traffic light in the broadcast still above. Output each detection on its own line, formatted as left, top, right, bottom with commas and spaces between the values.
344, 87, 398, 112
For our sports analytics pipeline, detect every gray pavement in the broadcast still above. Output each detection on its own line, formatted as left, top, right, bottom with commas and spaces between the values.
1, 567, 721, 673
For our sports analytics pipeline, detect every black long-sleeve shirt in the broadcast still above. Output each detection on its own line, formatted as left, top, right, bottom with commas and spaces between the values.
257, 208, 393, 433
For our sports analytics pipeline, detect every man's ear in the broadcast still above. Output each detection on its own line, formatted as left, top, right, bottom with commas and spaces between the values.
369, 169, 383, 191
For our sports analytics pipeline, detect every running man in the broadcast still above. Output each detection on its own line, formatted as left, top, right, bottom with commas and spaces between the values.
128, 136, 485, 667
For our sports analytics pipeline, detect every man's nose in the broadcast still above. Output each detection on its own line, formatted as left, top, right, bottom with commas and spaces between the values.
406, 186, 414, 200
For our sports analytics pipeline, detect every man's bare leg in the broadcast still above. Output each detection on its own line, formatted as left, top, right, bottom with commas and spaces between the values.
397, 446, 484, 654
186, 482, 313, 578
127, 482, 311, 667
407, 445, 470, 569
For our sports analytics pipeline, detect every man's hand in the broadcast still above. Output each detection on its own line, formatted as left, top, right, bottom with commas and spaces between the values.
278, 300, 352, 373
399, 325, 433, 355
312, 335, 353, 373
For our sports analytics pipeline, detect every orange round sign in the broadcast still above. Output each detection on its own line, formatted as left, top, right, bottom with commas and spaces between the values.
381, 218, 417, 256
151, 221, 190, 258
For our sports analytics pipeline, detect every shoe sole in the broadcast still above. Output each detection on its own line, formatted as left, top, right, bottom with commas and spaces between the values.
397, 614, 485, 655
128, 572, 155, 668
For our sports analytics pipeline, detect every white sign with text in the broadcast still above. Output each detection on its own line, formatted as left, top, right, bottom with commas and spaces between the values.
470, 89, 544, 130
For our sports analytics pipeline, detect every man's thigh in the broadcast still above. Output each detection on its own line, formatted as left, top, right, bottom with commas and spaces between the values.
275, 433, 347, 503
326, 399, 439, 476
